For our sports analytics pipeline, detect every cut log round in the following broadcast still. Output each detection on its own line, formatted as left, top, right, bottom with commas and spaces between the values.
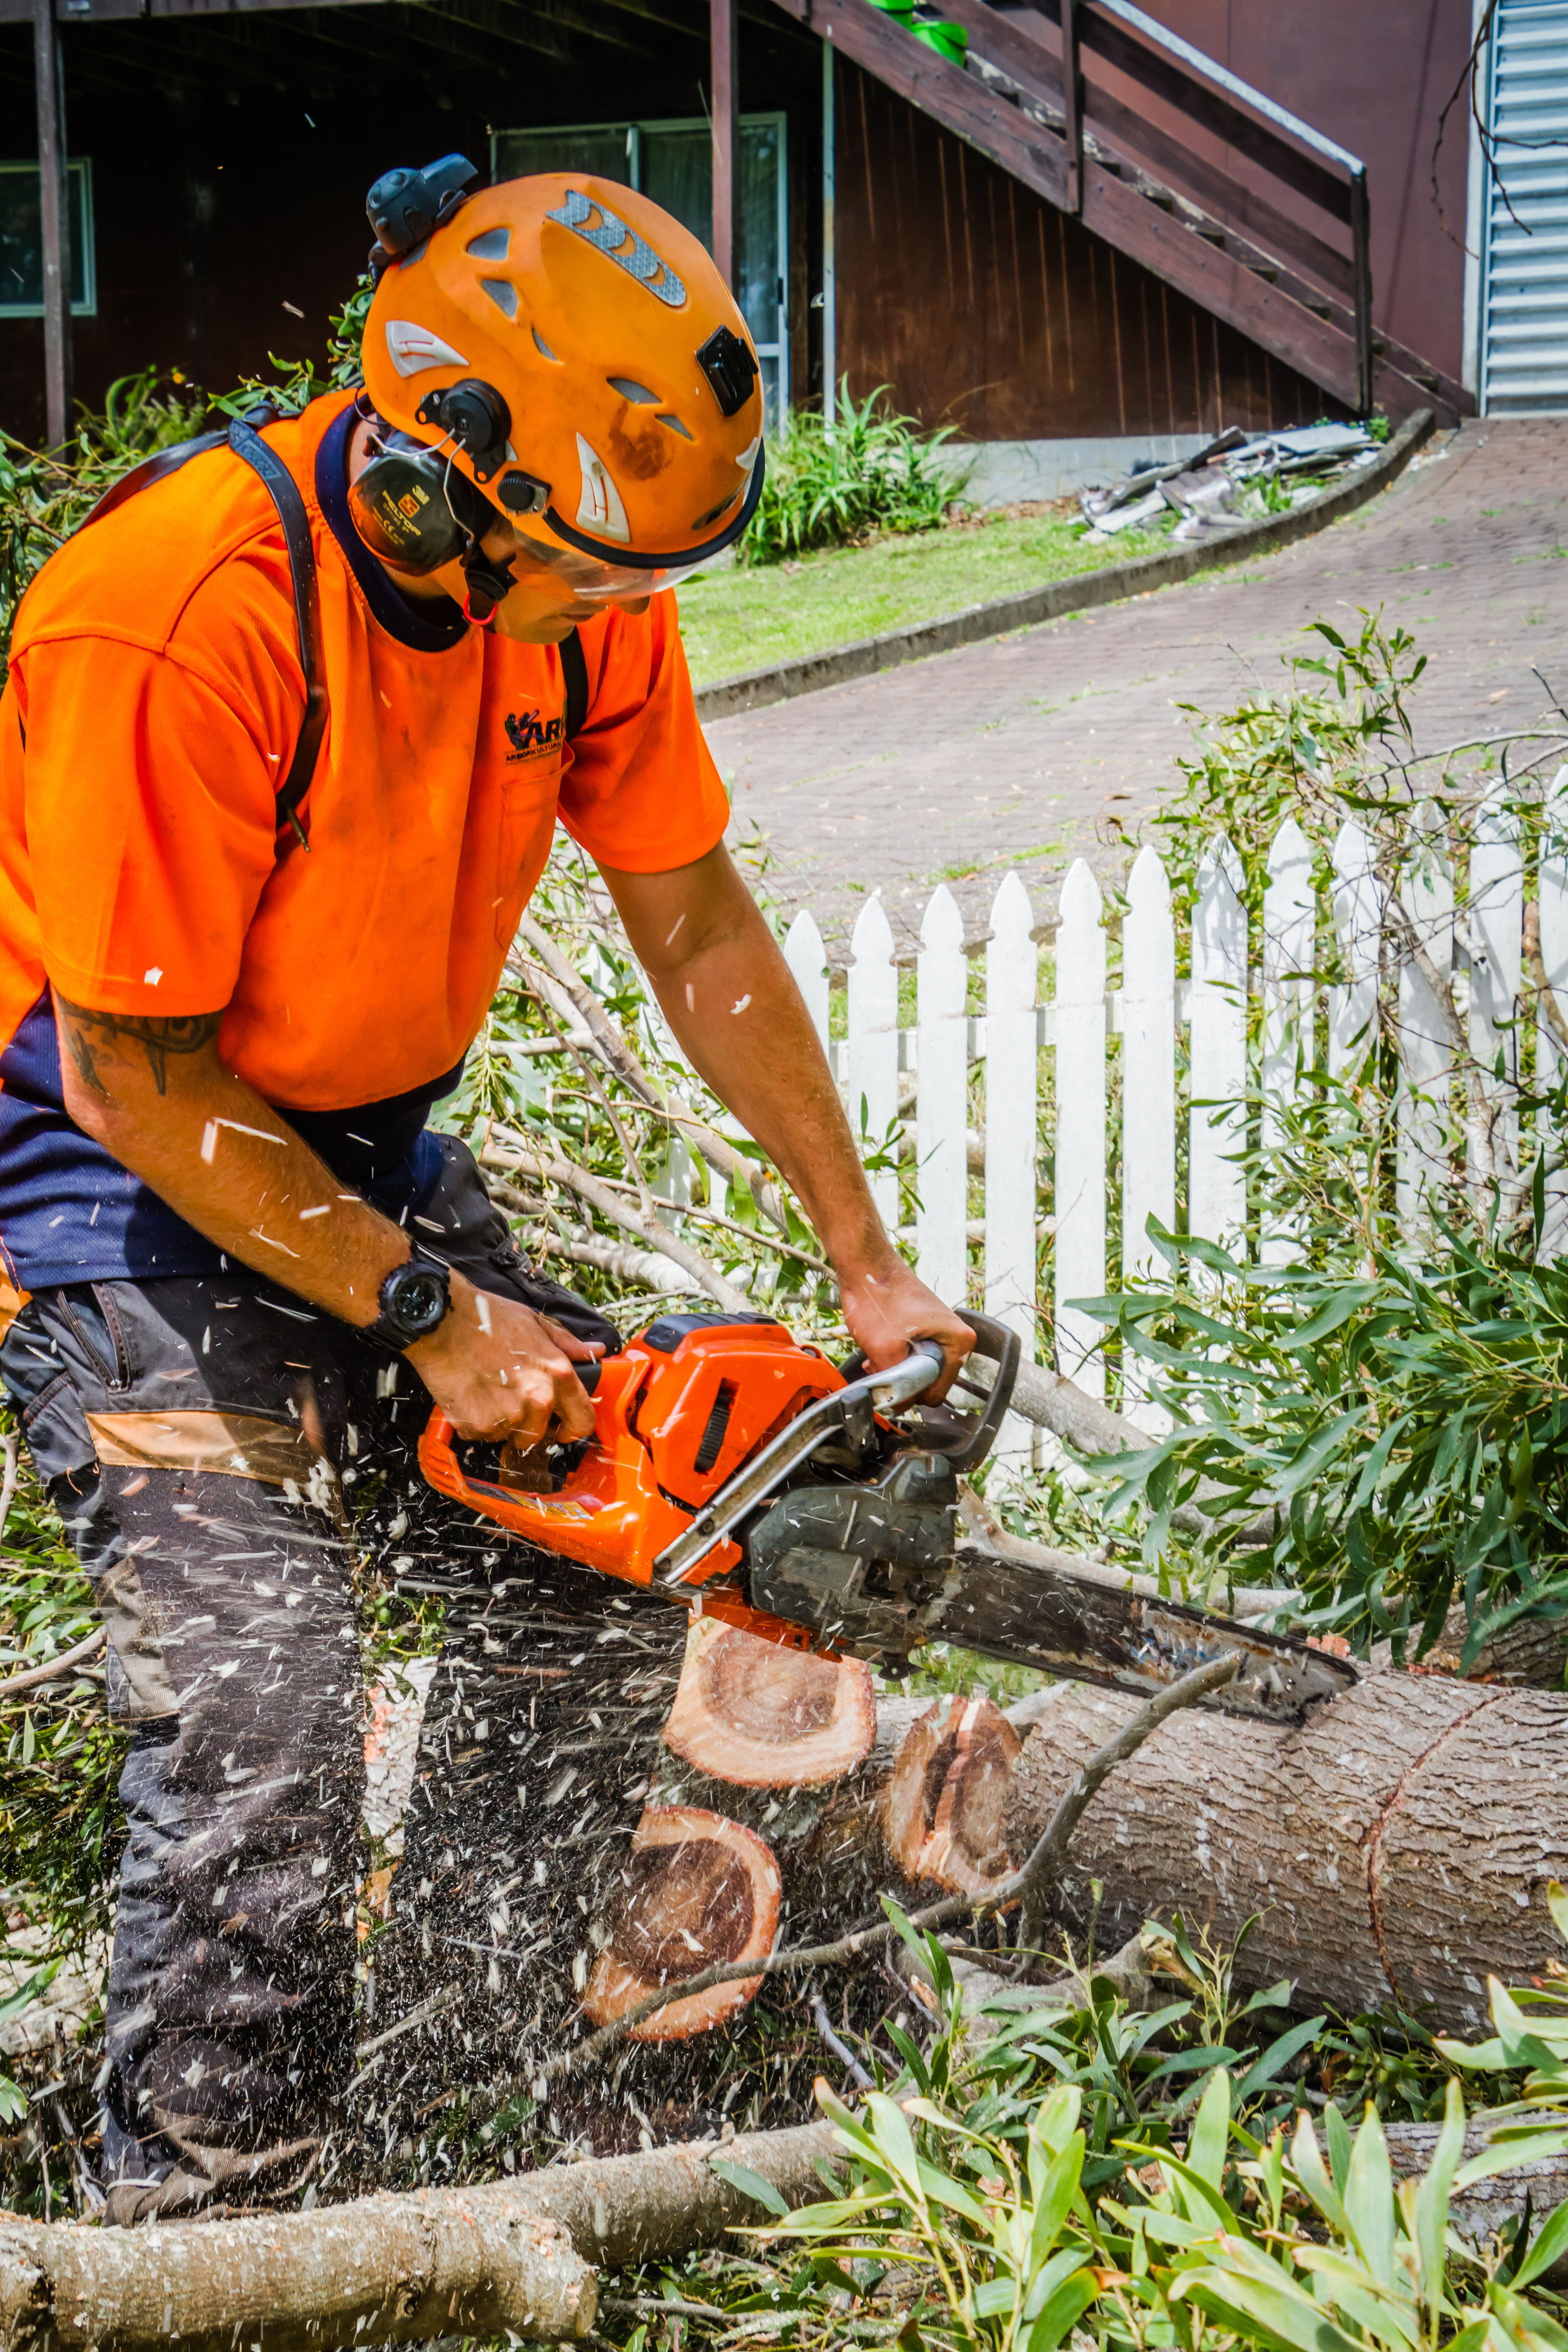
583, 1804, 781, 2041
662, 1615, 876, 1788
886, 1694, 1022, 1895
1004, 1674, 1568, 2034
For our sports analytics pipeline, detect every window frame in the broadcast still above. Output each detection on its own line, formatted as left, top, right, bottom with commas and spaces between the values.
0, 158, 96, 320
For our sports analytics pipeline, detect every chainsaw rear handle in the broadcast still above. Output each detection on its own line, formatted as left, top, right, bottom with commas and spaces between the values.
841, 1309, 1020, 1475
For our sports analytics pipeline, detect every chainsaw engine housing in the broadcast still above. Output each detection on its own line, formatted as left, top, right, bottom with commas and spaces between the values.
746, 1449, 959, 1667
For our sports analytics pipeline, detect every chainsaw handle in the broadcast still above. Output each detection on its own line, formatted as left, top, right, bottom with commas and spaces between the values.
838, 1310, 1020, 1474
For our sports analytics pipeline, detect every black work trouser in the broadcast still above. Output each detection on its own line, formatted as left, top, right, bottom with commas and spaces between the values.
0, 1132, 617, 2219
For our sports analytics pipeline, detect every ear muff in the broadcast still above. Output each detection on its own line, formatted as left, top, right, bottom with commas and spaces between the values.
348, 426, 496, 575
347, 420, 519, 627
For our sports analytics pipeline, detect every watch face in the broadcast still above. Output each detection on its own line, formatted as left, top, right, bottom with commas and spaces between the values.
390, 1265, 449, 1337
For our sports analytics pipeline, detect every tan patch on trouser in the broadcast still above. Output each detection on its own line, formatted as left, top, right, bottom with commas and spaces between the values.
86, 1409, 324, 1484
94, 1553, 181, 1719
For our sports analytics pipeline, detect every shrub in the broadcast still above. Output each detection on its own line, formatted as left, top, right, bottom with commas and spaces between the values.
742, 380, 969, 564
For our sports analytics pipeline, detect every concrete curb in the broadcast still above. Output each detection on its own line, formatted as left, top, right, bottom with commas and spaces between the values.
693, 407, 1437, 725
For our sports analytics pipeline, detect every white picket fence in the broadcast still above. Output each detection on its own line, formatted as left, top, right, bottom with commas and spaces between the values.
776, 790, 1568, 1415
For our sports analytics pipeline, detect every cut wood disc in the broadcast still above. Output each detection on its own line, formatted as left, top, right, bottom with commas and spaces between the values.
662, 1615, 876, 1788
885, 1693, 1022, 1895
583, 1803, 782, 2041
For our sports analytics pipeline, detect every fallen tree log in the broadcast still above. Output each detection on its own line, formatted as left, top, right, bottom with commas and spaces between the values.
0, 2120, 840, 2352
1005, 1675, 1568, 2033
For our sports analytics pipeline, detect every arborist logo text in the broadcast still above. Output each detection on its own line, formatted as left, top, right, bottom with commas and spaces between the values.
504, 709, 565, 762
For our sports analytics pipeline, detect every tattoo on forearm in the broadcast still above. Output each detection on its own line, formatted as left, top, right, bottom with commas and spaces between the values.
55, 996, 224, 1098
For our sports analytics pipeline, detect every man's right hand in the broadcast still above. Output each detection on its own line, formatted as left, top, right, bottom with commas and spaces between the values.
404, 1274, 600, 1444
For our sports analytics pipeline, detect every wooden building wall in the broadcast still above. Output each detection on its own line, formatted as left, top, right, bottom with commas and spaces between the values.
834, 61, 1343, 442
1150, 0, 1473, 387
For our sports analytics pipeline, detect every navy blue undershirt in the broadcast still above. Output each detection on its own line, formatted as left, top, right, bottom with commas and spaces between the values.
0, 404, 471, 1291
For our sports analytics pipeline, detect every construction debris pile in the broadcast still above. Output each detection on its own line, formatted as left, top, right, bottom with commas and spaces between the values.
1077, 421, 1381, 544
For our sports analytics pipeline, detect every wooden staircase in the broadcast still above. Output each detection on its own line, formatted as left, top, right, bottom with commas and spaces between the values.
767, 0, 1472, 424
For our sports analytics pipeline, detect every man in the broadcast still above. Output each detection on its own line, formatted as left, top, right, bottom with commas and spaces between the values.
0, 162, 967, 2223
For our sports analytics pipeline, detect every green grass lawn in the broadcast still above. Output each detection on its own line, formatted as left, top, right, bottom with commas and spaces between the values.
675, 507, 1178, 689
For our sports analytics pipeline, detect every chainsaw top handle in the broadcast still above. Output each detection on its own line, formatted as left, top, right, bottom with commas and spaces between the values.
840, 1309, 1020, 1475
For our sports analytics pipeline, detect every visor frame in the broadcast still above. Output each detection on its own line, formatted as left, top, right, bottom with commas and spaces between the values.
537, 439, 766, 574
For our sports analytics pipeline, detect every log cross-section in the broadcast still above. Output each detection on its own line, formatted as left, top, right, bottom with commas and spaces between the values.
663, 1616, 877, 1788
584, 1803, 782, 2041
886, 1693, 1022, 1895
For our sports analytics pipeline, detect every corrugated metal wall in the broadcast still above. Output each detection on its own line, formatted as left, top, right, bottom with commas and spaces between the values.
834, 64, 1342, 442
1483, 0, 1568, 412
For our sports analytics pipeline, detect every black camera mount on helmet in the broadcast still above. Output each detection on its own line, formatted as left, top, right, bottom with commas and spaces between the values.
366, 154, 477, 282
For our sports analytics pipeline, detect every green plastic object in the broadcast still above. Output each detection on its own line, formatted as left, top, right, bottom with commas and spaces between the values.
910, 19, 967, 60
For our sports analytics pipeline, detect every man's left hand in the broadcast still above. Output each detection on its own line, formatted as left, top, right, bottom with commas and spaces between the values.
839, 1253, 973, 1399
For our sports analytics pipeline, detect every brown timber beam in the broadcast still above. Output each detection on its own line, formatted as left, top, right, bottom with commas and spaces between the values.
31, 0, 71, 448
712, 0, 737, 285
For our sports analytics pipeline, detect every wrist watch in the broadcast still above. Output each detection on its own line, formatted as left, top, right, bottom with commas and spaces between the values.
363, 1248, 452, 1351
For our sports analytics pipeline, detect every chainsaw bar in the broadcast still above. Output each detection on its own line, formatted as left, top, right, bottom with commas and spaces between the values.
932, 1539, 1358, 1723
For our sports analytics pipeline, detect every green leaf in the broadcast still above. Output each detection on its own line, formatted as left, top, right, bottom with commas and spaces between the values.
1188, 2065, 1232, 2188
1413, 2079, 1466, 2309
1236, 2017, 1328, 2100
1342, 2103, 1396, 2287
709, 2156, 792, 2217
1022, 2270, 1100, 2352
1028, 2135, 1086, 2271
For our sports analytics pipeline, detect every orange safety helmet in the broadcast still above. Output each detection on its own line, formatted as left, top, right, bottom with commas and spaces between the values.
359, 157, 766, 584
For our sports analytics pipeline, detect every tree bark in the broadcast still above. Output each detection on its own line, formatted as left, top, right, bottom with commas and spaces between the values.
1004, 1676, 1568, 2034
0, 2120, 839, 2352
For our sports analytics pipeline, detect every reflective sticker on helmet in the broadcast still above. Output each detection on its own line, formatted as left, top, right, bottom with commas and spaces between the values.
547, 189, 687, 310
385, 319, 471, 377
575, 435, 631, 543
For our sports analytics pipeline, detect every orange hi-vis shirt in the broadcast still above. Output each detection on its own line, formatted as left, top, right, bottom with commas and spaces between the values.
0, 389, 729, 1288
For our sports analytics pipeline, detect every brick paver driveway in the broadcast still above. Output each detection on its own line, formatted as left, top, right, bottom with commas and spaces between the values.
708, 419, 1568, 957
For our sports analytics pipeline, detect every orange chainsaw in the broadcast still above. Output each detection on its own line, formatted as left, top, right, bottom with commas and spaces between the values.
419, 1307, 1356, 1724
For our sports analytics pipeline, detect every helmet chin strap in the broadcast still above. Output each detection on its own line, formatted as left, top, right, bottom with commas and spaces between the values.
460, 540, 516, 627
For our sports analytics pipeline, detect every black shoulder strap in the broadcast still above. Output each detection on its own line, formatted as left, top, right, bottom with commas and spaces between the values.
76, 405, 325, 858
560, 627, 589, 742
225, 417, 325, 856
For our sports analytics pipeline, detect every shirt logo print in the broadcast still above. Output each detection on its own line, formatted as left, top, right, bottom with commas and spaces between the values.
504, 708, 565, 763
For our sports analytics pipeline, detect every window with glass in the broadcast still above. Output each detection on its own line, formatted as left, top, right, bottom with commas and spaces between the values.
492, 118, 788, 427
0, 160, 95, 317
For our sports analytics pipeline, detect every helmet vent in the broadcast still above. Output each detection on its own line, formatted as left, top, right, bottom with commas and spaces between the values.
532, 325, 561, 362
692, 486, 743, 532
608, 377, 660, 405
658, 413, 694, 441
480, 277, 518, 320
466, 227, 511, 261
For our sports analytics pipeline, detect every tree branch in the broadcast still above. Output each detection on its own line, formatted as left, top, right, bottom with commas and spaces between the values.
483, 1134, 751, 1315
513, 914, 793, 1237
0, 1623, 106, 1697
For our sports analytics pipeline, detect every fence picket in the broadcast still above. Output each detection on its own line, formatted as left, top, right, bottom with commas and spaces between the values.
1469, 787, 1524, 1196
783, 909, 831, 1055
1120, 845, 1175, 1426
1329, 819, 1380, 1076
1539, 770, 1568, 1257
1189, 835, 1247, 1250
1395, 804, 1454, 1233
1260, 817, 1315, 1265
1053, 859, 1107, 1397
984, 874, 1039, 1447
916, 886, 970, 1306
847, 894, 899, 1226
